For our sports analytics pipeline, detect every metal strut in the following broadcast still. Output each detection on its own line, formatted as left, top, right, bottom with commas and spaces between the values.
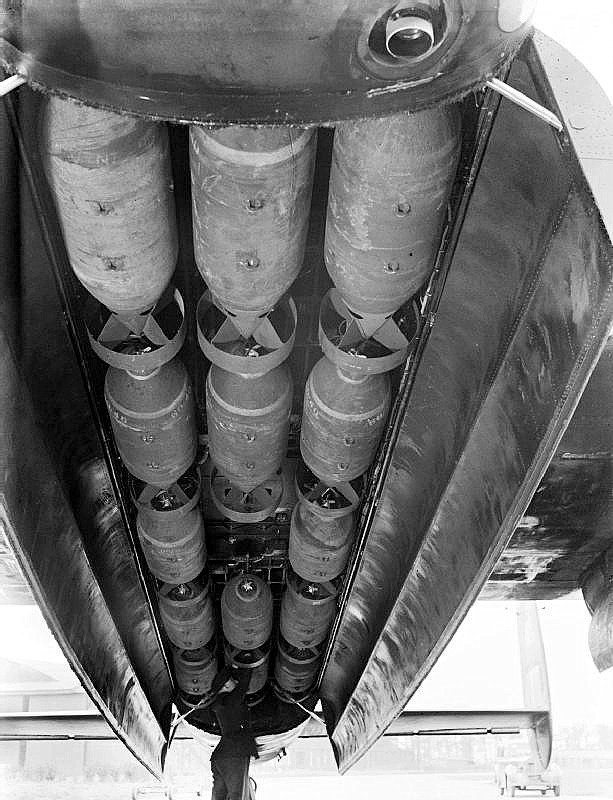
486, 77, 564, 131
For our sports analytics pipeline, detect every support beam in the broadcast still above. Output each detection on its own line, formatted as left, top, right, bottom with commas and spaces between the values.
0, 709, 546, 741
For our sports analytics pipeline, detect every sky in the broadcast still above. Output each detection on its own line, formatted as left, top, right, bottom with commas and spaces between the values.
409, 595, 613, 730
534, 0, 613, 100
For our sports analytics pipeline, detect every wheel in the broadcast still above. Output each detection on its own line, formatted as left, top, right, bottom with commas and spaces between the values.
553, 786, 561, 797
499, 786, 504, 796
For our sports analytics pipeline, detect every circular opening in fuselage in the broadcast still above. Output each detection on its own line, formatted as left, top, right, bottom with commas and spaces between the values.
386, 13, 435, 58
367, 2, 447, 67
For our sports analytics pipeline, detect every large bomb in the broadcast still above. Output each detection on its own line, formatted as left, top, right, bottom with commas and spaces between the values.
206, 362, 292, 493
104, 357, 197, 487
221, 574, 273, 650
300, 356, 391, 485
221, 574, 273, 700
224, 642, 270, 698
274, 636, 322, 699
289, 501, 355, 582
136, 504, 206, 585
42, 95, 177, 315
280, 570, 339, 650
325, 105, 461, 319
190, 125, 316, 331
173, 644, 218, 697
158, 580, 215, 651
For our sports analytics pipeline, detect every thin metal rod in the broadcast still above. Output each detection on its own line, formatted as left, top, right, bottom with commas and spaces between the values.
0, 74, 26, 97
486, 77, 563, 131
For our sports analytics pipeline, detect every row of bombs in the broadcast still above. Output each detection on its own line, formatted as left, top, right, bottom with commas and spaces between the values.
40, 94, 461, 700
40, 95, 460, 327
168, 564, 342, 706
40, 92, 461, 384
40, 91, 461, 505
128, 454, 362, 704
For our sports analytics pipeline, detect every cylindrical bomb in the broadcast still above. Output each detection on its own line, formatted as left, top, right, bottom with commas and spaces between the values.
274, 635, 322, 698
279, 570, 339, 650
177, 689, 207, 709
158, 580, 215, 651
325, 105, 461, 316
173, 644, 218, 696
206, 362, 292, 493
41, 95, 177, 314
136, 504, 206, 584
221, 574, 273, 650
300, 356, 391, 485
190, 125, 316, 321
104, 357, 197, 488
224, 641, 270, 696
289, 502, 355, 582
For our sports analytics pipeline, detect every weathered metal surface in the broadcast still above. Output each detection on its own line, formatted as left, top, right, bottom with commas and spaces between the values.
7, 76, 322, 751
191, 126, 316, 317
274, 637, 322, 697
5, 26, 612, 770
224, 643, 271, 696
105, 358, 197, 488
158, 580, 216, 651
136, 503, 206, 585
85, 288, 187, 376
484, 453, 613, 599
325, 105, 461, 316
41, 95, 177, 314
320, 36, 613, 772
0, 95, 18, 344
0, 330, 166, 777
5, 85, 174, 731
0, 521, 33, 605
173, 646, 218, 697
484, 33, 613, 600
206, 363, 293, 493
1, 2, 532, 124
197, 292, 297, 373
67, 458, 174, 722
289, 502, 355, 582
0, 100, 27, 606
280, 572, 339, 650
221, 574, 274, 650
301, 357, 391, 484
318, 290, 420, 375
581, 543, 613, 672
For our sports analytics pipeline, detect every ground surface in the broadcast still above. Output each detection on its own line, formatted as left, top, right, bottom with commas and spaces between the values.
2, 768, 612, 800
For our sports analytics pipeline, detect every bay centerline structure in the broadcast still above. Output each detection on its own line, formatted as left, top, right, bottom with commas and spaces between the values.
1, 0, 613, 779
